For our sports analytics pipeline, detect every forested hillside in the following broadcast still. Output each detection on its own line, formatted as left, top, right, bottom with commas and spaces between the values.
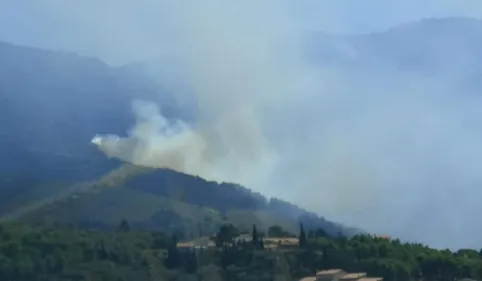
5, 164, 356, 239
0, 40, 356, 237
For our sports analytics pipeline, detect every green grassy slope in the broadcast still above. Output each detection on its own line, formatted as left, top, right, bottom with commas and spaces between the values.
19, 186, 302, 237
3, 164, 354, 237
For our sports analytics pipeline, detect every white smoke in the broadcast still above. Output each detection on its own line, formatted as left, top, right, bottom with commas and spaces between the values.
92, 0, 306, 191
92, 99, 240, 183
91, 97, 281, 189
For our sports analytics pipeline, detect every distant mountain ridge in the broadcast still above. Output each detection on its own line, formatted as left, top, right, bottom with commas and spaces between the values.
308, 17, 482, 83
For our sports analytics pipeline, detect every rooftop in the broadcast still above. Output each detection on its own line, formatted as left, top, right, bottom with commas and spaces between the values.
299, 277, 316, 281
316, 269, 344, 276
264, 237, 299, 244
340, 273, 367, 279
177, 242, 195, 248
358, 278, 383, 281
177, 240, 215, 248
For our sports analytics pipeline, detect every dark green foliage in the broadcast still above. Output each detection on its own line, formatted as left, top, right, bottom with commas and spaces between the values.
165, 235, 181, 269
0, 221, 481, 281
268, 225, 292, 238
215, 224, 239, 247
251, 225, 259, 247
308, 227, 330, 238
298, 223, 308, 249
185, 249, 198, 273
118, 218, 130, 232
0, 222, 169, 280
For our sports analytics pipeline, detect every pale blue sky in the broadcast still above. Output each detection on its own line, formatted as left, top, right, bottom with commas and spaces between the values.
2, 0, 482, 64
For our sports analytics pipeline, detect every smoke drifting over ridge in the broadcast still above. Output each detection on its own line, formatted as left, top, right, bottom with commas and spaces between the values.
79, 1, 482, 249
93, 0, 310, 194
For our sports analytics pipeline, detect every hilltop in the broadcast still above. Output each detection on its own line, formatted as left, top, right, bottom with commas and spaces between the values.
4, 164, 356, 238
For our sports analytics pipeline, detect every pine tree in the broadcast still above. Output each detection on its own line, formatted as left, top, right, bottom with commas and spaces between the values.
185, 249, 198, 273
96, 241, 109, 260
118, 218, 130, 232
251, 224, 259, 248
165, 235, 181, 269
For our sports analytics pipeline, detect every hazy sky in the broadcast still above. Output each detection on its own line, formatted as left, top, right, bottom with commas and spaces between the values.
2, 0, 482, 64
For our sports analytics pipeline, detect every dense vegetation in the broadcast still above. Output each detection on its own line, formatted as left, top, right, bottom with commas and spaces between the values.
0, 220, 481, 281
2, 164, 357, 239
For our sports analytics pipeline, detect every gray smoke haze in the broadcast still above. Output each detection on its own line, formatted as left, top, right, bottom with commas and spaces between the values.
92, 0, 307, 195
25, 0, 482, 249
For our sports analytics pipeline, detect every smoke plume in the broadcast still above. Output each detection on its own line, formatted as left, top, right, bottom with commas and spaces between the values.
92, 0, 311, 192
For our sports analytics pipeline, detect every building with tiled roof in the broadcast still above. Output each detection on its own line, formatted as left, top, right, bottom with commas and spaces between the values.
315, 269, 346, 281
358, 278, 383, 281
300, 277, 316, 281
340, 273, 367, 281
300, 269, 382, 281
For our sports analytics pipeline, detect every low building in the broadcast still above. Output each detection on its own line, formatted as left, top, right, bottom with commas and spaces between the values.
316, 269, 346, 281
358, 278, 383, 281
234, 234, 252, 242
177, 242, 195, 248
300, 270, 382, 281
177, 237, 216, 253
264, 237, 299, 249
300, 277, 316, 281
340, 273, 367, 281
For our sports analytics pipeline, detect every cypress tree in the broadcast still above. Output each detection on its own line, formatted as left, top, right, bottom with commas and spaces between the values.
251, 224, 259, 247
298, 223, 308, 248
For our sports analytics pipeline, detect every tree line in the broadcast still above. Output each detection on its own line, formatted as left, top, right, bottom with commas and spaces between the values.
0, 220, 481, 281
